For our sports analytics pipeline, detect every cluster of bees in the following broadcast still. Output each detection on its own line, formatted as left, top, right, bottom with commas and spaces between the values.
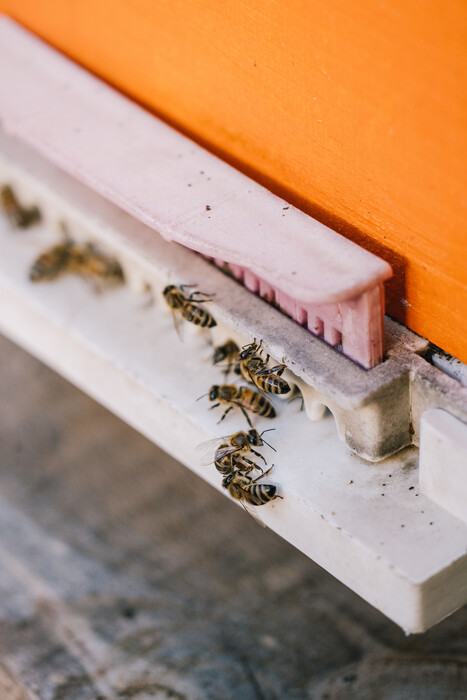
164, 283, 291, 518
1, 184, 124, 286
2, 183, 288, 519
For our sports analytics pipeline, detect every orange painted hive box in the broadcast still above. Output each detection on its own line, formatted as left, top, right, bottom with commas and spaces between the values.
0, 0, 466, 362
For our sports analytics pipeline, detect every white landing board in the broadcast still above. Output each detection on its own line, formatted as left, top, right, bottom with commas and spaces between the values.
0, 214, 467, 633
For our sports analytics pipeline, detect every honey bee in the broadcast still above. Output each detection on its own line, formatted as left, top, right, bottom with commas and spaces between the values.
197, 428, 276, 474
217, 451, 263, 477
30, 233, 124, 285
1, 184, 41, 229
212, 339, 240, 376
198, 427, 275, 463
203, 384, 276, 427
239, 339, 290, 395
222, 466, 282, 507
72, 242, 124, 284
29, 240, 75, 281
163, 284, 217, 336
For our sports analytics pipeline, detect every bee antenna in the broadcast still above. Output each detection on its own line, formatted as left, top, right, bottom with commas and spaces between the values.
259, 428, 276, 451
262, 439, 276, 452
196, 392, 209, 402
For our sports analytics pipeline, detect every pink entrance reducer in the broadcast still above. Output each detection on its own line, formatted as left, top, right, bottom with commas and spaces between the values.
0, 17, 392, 368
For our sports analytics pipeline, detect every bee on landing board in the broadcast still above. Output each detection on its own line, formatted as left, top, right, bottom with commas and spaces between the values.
197, 428, 276, 475
212, 339, 240, 376
29, 240, 76, 281
201, 384, 276, 427
214, 450, 263, 478
73, 242, 125, 284
239, 339, 291, 395
29, 226, 124, 286
1, 184, 41, 229
163, 284, 217, 337
222, 466, 282, 508
197, 428, 275, 469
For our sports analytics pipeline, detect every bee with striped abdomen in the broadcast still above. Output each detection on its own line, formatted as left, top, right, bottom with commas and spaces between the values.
197, 428, 275, 473
1, 184, 41, 229
214, 451, 262, 478
222, 466, 282, 507
204, 384, 276, 427
29, 237, 124, 286
73, 242, 124, 284
163, 284, 216, 337
29, 240, 75, 281
239, 339, 290, 395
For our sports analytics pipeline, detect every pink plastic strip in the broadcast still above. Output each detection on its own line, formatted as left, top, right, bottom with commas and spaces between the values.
0, 17, 392, 367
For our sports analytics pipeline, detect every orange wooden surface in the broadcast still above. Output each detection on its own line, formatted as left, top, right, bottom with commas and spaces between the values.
1, 0, 466, 361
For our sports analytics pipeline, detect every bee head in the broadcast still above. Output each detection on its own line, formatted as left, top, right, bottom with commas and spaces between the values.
248, 429, 261, 445
209, 385, 219, 401
239, 345, 254, 360
240, 338, 261, 360
222, 474, 233, 488
163, 284, 176, 296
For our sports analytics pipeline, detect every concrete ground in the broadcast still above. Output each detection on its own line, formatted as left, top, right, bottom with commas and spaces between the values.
0, 333, 466, 700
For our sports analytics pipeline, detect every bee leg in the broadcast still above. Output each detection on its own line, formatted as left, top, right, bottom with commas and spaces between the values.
266, 364, 287, 376
254, 465, 274, 481
217, 406, 233, 423
209, 403, 220, 409
189, 294, 214, 303
250, 448, 267, 465
287, 387, 305, 411
239, 406, 253, 428
189, 291, 214, 298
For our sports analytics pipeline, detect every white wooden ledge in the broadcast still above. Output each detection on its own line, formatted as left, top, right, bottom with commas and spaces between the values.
1, 134, 467, 634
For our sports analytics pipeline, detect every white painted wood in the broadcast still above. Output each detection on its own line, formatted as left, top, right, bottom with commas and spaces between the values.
419, 409, 467, 525
1, 138, 467, 634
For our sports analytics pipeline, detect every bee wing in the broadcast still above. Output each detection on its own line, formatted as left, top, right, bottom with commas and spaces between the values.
242, 364, 277, 405
170, 309, 184, 341
195, 438, 238, 466
238, 501, 267, 528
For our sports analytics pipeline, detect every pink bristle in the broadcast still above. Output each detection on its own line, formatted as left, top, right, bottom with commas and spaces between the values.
341, 285, 385, 367
294, 305, 308, 326
243, 270, 260, 292
276, 290, 296, 318
207, 254, 384, 369
308, 315, 324, 336
229, 264, 245, 280
259, 278, 275, 303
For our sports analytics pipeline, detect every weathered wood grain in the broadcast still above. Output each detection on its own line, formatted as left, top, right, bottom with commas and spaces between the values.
1, 333, 467, 699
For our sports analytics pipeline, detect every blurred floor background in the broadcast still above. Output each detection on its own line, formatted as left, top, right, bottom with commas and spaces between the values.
0, 333, 466, 699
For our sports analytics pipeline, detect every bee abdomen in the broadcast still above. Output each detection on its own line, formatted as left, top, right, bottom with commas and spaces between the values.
257, 376, 290, 395
246, 484, 277, 505
182, 303, 216, 327
214, 458, 233, 475
258, 399, 276, 418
